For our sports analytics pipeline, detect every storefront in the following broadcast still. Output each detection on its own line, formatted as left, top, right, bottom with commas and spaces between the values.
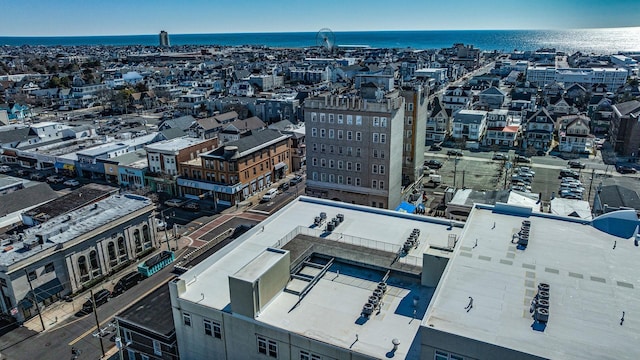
177, 178, 244, 206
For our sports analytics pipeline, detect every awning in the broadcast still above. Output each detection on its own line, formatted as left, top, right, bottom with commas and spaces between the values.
33, 278, 63, 302
274, 162, 286, 170
17, 156, 37, 164
395, 201, 416, 214
19, 298, 33, 309
63, 164, 75, 170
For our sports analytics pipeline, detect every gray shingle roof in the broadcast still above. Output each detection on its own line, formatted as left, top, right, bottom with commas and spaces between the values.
599, 185, 640, 210
0, 183, 59, 217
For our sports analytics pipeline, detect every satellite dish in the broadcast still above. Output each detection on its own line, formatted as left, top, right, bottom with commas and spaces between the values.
316, 28, 336, 53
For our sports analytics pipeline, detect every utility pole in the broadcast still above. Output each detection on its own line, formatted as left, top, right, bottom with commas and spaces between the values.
588, 169, 596, 205
90, 289, 106, 357
161, 210, 170, 251
453, 156, 459, 189
24, 269, 45, 332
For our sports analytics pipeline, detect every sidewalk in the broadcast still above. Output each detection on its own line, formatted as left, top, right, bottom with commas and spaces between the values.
23, 234, 192, 333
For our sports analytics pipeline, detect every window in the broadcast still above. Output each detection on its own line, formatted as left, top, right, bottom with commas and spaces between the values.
373, 149, 378, 158
311, 112, 317, 122
312, 143, 318, 151
311, 128, 317, 137
337, 175, 343, 184
379, 181, 385, 189
312, 157, 318, 166
321, 173, 327, 182
435, 350, 465, 360
257, 336, 278, 358
373, 116, 380, 127
380, 134, 386, 143
123, 328, 132, 343
153, 340, 162, 356
373, 133, 379, 143
347, 115, 353, 125
300, 350, 322, 360
356, 148, 361, 157
312, 172, 318, 180
329, 160, 335, 168
337, 130, 343, 139
381, 117, 388, 127
44, 263, 54, 273
329, 174, 335, 183
356, 132, 362, 141
372, 180, 377, 188
328, 113, 334, 123
355, 178, 361, 186
183, 313, 192, 327
204, 319, 222, 339
346, 177, 352, 185
355, 163, 361, 171
320, 129, 326, 138
380, 165, 386, 174
356, 115, 362, 125
321, 158, 326, 167
319, 113, 326, 122
347, 162, 352, 171
337, 114, 343, 124
328, 129, 334, 139
347, 131, 353, 140
372, 164, 378, 174
407, 103, 414, 111
28, 270, 37, 281
338, 160, 343, 169
321, 144, 326, 153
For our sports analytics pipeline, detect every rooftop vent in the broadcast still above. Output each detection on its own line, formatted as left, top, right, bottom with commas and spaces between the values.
516, 220, 531, 250
531, 282, 551, 328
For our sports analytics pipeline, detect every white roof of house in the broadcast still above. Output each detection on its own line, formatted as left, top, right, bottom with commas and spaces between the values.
176, 196, 464, 359
424, 204, 639, 360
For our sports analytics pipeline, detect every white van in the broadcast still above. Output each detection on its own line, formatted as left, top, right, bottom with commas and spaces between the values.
261, 188, 278, 203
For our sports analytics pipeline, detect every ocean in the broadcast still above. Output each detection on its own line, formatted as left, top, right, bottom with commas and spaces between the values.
2, 28, 640, 54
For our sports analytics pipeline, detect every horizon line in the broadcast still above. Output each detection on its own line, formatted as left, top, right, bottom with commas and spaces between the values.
3, 25, 639, 38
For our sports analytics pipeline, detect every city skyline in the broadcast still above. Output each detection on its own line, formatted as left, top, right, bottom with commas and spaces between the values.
5, 0, 640, 37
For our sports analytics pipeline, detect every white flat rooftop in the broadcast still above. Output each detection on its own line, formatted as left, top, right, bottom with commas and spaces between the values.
144, 136, 208, 153
177, 196, 464, 357
424, 204, 640, 360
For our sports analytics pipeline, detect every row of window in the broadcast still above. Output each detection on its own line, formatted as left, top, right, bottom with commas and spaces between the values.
310, 128, 387, 143
183, 313, 222, 339
311, 112, 389, 127
310, 158, 386, 174
311, 144, 386, 159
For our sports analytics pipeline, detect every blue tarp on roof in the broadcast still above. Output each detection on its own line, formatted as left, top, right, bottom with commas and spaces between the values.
395, 201, 416, 214
592, 209, 640, 239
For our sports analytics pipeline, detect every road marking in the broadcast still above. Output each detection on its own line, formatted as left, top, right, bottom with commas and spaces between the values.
67, 274, 175, 346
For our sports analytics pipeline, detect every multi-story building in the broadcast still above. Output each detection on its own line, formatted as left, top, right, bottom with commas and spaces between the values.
145, 137, 218, 197
303, 89, 405, 209
557, 114, 593, 153
400, 83, 428, 186
483, 109, 520, 147
159, 30, 170, 47
0, 192, 157, 322
609, 100, 640, 157
441, 86, 472, 114
526, 66, 628, 89
425, 98, 451, 143
451, 110, 487, 142
255, 94, 301, 124
177, 129, 291, 206
167, 195, 636, 360
523, 107, 556, 152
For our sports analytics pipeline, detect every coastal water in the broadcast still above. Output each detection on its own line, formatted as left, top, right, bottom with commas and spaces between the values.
2, 28, 640, 54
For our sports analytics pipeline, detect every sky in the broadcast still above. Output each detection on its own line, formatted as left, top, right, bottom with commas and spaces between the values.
4, 0, 640, 36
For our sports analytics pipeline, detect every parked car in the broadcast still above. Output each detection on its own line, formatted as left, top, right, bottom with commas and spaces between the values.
447, 149, 464, 157
289, 175, 303, 186
30, 173, 45, 181
278, 182, 290, 192
164, 199, 184, 207
0, 165, 11, 173
515, 155, 531, 163
261, 188, 278, 203
111, 272, 144, 296
616, 165, 637, 174
429, 143, 442, 151
82, 289, 111, 313
63, 179, 80, 187
559, 169, 580, 179
16, 169, 30, 177
492, 153, 507, 160
424, 159, 443, 169
181, 202, 200, 211
517, 167, 535, 176
567, 160, 586, 169
46, 175, 65, 184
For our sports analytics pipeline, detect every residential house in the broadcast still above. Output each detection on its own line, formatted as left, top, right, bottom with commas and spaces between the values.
609, 100, 640, 156
176, 93, 206, 115
228, 81, 254, 97
217, 116, 266, 145
425, 98, 451, 143
177, 129, 291, 206
441, 86, 472, 113
593, 184, 640, 216
483, 109, 520, 147
523, 107, 556, 152
451, 110, 487, 143
188, 111, 239, 139
548, 96, 576, 115
557, 114, 593, 153
477, 86, 506, 110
